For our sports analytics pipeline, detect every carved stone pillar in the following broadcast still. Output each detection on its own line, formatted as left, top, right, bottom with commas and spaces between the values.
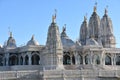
23, 56, 25, 65
28, 52, 32, 65
83, 55, 85, 65
113, 54, 116, 65
111, 54, 114, 65
101, 51, 105, 66
75, 51, 78, 65
5, 53, 9, 66
70, 55, 73, 65
18, 55, 21, 65
90, 51, 93, 65
3, 57, 5, 66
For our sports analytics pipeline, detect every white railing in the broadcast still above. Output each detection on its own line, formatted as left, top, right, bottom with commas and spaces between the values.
0, 70, 120, 79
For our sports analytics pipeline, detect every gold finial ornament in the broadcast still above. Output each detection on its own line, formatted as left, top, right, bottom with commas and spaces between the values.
52, 9, 57, 23
94, 2, 97, 12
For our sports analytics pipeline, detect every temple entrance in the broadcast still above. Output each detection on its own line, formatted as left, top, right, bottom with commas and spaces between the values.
32, 54, 40, 65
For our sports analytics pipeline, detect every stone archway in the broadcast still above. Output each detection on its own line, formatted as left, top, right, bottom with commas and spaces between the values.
9, 55, 18, 66
78, 54, 83, 64
105, 55, 111, 65
31, 54, 40, 65
85, 54, 89, 64
25, 55, 29, 65
63, 54, 70, 65
93, 55, 100, 65
116, 56, 120, 65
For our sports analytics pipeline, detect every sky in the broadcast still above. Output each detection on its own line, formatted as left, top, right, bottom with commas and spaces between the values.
0, 0, 120, 47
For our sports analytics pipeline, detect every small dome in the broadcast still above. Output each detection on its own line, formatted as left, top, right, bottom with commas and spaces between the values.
27, 35, 39, 46
6, 32, 16, 48
86, 38, 99, 46
61, 27, 75, 48
61, 37, 75, 47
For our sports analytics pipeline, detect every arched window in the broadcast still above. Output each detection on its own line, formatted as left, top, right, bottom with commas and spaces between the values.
25, 55, 29, 65
93, 55, 100, 65
63, 53, 70, 65
9, 55, 18, 66
32, 54, 40, 65
20, 56, 23, 65
116, 56, 120, 65
85, 54, 89, 64
105, 55, 111, 65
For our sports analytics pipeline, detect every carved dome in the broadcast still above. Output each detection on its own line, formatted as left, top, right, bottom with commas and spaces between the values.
86, 38, 99, 46
61, 27, 75, 48
6, 32, 16, 48
27, 35, 39, 46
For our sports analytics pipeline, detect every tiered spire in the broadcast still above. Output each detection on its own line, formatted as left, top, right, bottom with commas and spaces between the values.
100, 6, 116, 48
45, 11, 64, 69
80, 16, 88, 45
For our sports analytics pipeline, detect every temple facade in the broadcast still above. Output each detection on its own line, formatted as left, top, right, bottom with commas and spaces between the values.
0, 5, 120, 80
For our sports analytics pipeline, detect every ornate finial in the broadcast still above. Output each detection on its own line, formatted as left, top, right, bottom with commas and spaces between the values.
52, 9, 57, 23
10, 32, 12, 37
94, 2, 97, 12
8, 26, 12, 37
105, 5, 108, 15
31, 35, 34, 40
62, 24, 66, 33
84, 16, 87, 21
